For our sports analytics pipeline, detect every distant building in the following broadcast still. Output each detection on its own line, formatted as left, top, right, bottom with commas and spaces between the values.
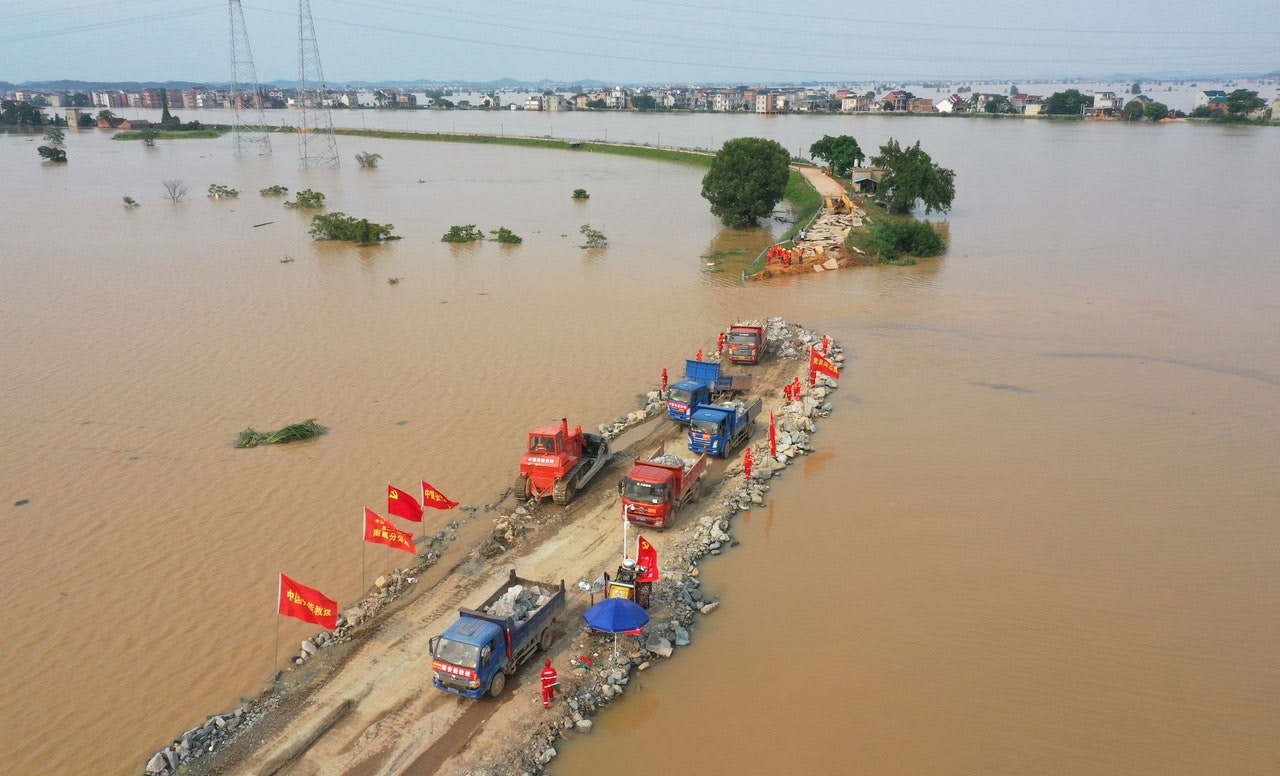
935, 94, 969, 113
1087, 91, 1124, 117
1195, 90, 1227, 109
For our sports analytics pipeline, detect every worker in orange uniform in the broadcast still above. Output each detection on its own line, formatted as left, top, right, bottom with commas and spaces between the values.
743, 447, 754, 479
717, 331, 726, 355
540, 659, 559, 708
695, 349, 703, 361
661, 367, 668, 393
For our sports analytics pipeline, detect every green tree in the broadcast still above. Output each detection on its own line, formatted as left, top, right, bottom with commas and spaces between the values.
139, 126, 159, 147
1, 99, 44, 126
870, 139, 956, 216
1122, 100, 1146, 121
586, 98, 607, 109
984, 95, 1012, 114
579, 224, 608, 248
38, 126, 67, 162
700, 137, 791, 228
1044, 89, 1090, 116
1144, 101, 1170, 122
631, 95, 658, 111
96, 109, 116, 124
1009, 84, 1020, 97
441, 225, 484, 243
1130, 82, 1142, 95
1225, 89, 1265, 116
866, 219, 946, 264
808, 134, 865, 176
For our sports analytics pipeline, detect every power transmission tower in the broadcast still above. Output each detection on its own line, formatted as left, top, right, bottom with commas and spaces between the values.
297, 0, 339, 168
228, 0, 271, 156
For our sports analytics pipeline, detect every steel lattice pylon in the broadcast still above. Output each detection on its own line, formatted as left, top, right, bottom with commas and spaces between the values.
228, 0, 271, 156
297, 0, 339, 169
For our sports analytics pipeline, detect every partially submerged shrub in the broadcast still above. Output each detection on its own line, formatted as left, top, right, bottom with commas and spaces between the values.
122, 195, 139, 208
441, 224, 485, 243
285, 188, 326, 209
572, 188, 590, 199
208, 184, 239, 199
355, 151, 382, 168
866, 219, 945, 264
490, 227, 523, 244
260, 184, 289, 196
309, 212, 399, 245
579, 223, 608, 249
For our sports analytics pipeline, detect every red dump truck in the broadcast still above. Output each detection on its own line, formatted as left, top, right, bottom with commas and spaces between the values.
618, 443, 708, 530
725, 324, 766, 365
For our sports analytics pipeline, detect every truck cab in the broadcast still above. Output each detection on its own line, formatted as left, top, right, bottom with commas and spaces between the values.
726, 325, 765, 364
666, 379, 708, 424
689, 410, 730, 456
619, 465, 676, 527
431, 617, 504, 699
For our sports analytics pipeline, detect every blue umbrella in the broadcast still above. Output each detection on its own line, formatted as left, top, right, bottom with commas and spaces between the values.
582, 597, 650, 634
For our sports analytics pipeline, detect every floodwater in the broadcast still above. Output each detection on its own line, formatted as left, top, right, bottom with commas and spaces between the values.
2, 113, 1278, 776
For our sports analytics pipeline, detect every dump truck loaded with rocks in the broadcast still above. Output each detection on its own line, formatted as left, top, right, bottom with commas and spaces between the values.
429, 570, 566, 699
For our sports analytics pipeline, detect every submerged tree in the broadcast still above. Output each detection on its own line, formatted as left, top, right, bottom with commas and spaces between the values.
161, 179, 189, 203
355, 151, 382, 168
309, 212, 398, 245
37, 126, 67, 162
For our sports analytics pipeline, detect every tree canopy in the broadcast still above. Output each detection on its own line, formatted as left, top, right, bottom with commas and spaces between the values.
1044, 89, 1090, 116
870, 139, 956, 216
1, 99, 44, 126
38, 126, 67, 163
700, 137, 791, 228
984, 95, 1013, 114
1225, 89, 1265, 116
808, 134, 865, 176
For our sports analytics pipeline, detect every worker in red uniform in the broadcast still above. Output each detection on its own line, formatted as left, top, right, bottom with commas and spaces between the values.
743, 447, 754, 479
717, 331, 726, 355
695, 349, 703, 361
540, 659, 559, 708
661, 367, 668, 393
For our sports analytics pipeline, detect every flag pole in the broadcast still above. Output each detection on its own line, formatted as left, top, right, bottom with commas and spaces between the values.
273, 573, 282, 685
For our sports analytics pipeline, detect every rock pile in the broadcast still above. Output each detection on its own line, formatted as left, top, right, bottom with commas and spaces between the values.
484, 583, 556, 626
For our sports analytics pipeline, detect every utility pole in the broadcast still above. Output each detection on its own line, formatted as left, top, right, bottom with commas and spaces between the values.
297, 0, 339, 168
228, 0, 271, 156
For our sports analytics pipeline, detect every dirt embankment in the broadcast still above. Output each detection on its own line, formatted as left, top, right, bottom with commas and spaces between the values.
163, 319, 842, 776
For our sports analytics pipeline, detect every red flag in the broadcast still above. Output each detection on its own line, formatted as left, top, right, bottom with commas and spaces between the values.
636, 535, 660, 583
421, 480, 459, 510
387, 483, 423, 522
809, 347, 840, 380
278, 574, 338, 629
364, 508, 416, 555
769, 411, 777, 458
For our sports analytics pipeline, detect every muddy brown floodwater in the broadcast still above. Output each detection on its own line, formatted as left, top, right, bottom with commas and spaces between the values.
1, 114, 1278, 776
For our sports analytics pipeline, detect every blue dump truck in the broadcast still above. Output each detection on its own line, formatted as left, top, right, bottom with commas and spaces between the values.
429, 570, 566, 699
666, 359, 755, 424
688, 398, 763, 457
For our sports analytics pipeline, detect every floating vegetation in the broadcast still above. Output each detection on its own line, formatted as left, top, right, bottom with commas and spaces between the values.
572, 188, 590, 199
388, 277, 402, 284
235, 419, 327, 448
260, 184, 289, 197
122, 195, 139, 208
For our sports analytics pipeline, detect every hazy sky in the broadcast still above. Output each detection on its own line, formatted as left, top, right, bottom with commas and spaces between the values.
1, 0, 1277, 84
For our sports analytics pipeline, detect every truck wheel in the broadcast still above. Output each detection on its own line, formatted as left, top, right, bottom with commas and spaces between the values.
489, 670, 506, 698
540, 627, 554, 651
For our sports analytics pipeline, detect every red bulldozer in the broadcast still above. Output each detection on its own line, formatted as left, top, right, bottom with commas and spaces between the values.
514, 418, 612, 505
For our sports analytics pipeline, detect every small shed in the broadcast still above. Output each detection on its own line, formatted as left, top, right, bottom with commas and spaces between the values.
851, 176, 878, 194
